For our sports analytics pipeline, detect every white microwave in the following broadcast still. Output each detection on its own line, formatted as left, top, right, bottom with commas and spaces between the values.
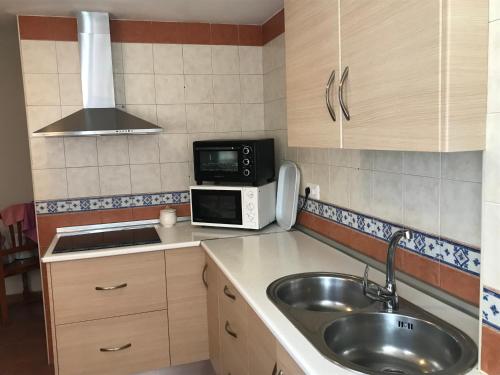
190, 182, 276, 230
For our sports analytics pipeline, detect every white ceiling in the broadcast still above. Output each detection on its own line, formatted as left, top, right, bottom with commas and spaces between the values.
0, 0, 283, 25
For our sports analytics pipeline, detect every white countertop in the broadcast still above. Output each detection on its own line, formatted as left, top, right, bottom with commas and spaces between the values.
202, 230, 481, 375
42, 220, 284, 263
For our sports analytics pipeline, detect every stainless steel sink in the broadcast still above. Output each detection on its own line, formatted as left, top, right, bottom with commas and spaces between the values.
324, 312, 477, 374
267, 272, 478, 375
271, 273, 375, 312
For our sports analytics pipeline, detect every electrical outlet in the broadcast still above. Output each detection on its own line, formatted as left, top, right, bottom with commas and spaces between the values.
306, 183, 320, 200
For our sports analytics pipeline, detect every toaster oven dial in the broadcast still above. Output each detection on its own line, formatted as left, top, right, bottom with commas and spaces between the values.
242, 146, 251, 155
242, 158, 250, 166
243, 168, 251, 176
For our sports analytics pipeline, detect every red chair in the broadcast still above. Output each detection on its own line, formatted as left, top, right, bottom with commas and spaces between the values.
0, 214, 39, 324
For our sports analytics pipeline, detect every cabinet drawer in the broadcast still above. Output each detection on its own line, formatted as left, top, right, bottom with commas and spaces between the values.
51, 252, 167, 324
56, 310, 170, 375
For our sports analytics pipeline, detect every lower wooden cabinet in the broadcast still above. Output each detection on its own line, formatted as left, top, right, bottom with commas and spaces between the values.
207, 256, 222, 374
248, 308, 277, 375
277, 342, 306, 375
56, 310, 170, 375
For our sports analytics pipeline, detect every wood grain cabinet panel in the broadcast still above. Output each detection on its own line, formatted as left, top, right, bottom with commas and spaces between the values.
165, 247, 209, 366
206, 255, 222, 375
247, 308, 277, 375
56, 310, 170, 375
285, 0, 342, 148
277, 341, 305, 375
50, 252, 167, 324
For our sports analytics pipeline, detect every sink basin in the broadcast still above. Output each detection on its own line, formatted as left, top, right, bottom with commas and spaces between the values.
268, 273, 375, 312
323, 312, 478, 375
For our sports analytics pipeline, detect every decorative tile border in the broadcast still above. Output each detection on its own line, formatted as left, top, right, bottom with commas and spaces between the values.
35, 191, 190, 215
483, 287, 500, 332
298, 197, 481, 277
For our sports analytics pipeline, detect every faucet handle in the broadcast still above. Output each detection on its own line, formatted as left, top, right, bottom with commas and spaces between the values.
362, 264, 370, 291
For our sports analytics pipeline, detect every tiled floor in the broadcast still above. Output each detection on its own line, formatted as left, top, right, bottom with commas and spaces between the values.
0, 298, 53, 375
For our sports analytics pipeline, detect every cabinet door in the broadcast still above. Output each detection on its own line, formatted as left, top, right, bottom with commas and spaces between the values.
206, 256, 222, 375
248, 308, 277, 375
277, 342, 305, 375
340, 0, 441, 151
285, 0, 341, 148
165, 247, 208, 366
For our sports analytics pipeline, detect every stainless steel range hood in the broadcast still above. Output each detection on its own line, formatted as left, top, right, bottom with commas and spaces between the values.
33, 11, 162, 137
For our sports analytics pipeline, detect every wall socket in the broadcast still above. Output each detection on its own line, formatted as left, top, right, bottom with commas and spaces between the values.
306, 183, 320, 200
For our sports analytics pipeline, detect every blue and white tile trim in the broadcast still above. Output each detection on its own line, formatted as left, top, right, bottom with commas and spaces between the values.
35, 191, 190, 215
298, 197, 481, 277
483, 287, 500, 332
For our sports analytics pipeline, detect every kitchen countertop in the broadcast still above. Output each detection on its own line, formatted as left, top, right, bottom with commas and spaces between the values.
202, 230, 481, 375
42, 220, 284, 263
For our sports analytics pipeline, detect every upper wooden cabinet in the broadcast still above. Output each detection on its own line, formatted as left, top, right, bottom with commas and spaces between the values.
285, 0, 488, 152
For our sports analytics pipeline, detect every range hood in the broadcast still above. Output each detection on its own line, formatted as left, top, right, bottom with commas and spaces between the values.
33, 11, 162, 137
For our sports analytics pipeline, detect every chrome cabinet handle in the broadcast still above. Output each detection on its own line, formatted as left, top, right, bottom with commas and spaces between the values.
99, 343, 132, 352
272, 363, 278, 375
339, 66, 350, 121
202, 264, 208, 288
325, 69, 336, 122
223, 285, 236, 300
95, 283, 127, 291
224, 321, 238, 338
278, 370, 284, 375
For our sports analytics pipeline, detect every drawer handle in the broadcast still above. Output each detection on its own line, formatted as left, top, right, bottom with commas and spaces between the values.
272, 363, 278, 375
95, 283, 128, 291
202, 264, 208, 288
224, 321, 238, 338
223, 285, 236, 300
99, 343, 132, 352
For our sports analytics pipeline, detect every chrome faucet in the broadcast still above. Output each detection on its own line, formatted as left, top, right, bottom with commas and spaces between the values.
363, 229, 412, 311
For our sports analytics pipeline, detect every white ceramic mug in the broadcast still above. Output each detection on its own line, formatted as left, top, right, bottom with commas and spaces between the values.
160, 207, 177, 227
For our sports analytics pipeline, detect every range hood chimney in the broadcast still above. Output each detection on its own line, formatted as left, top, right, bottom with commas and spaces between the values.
33, 11, 162, 137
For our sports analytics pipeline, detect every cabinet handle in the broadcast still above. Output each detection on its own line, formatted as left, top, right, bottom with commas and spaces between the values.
278, 371, 284, 375
202, 264, 208, 288
339, 66, 350, 121
99, 343, 132, 352
224, 321, 238, 338
223, 285, 236, 300
325, 69, 336, 122
272, 363, 278, 375
95, 283, 127, 291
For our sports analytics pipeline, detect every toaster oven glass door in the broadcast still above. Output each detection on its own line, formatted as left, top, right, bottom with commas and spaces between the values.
199, 149, 239, 173
191, 189, 243, 225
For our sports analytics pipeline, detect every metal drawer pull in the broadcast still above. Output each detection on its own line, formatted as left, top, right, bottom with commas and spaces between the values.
202, 264, 208, 288
99, 343, 132, 352
339, 66, 350, 121
278, 371, 284, 375
223, 285, 236, 300
272, 363, 278, 375
95, 283, 127, 291
325, 69, 336, 121
224, 321, 238, 338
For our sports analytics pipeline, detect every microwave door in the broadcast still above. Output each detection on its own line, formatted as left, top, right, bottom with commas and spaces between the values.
191, 189, 243, 225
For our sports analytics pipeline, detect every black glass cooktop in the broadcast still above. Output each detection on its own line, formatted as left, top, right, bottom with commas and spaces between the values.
52, 227, 161, 254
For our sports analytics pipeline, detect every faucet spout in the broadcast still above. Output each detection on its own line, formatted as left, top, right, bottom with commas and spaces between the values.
384, 229, 412, 310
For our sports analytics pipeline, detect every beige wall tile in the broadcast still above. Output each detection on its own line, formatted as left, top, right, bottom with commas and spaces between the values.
329, 149, 351, 167
214, 104, 241, 132
66, 167, 100, 198
30, 137, 65, 169
351, 150, 374, 170
159, 133, 189, 162
402, 152, 441, 178
153, 44, 183, 74
329, 166, 350, 208
24, 74, 60, 105
56, 41, 80, 73
241, 103, 264, 131
212, 45, 239, 74
99, 165, 131, 195
482, 202, 500, 287
157, 104, 187, 133
263, 66, 286, 102
372, 171, 403, 224
263, 34, 285, 74
61, 105, 81, 117
183, 45, 212, 74
111, 43, 124, 73
373, 151, 403, 173
20, 40, 57, 73
240, 75, 263, 103
32, 168, 67, 200
349, 169, 372, 216
124, 74, 156, 104
184, 75, 213, 103
124, 105, 157, 124
160, 162, 189, 191
59, 74, 83, 105
155, 75, 185, 104
97, 136, 130, 166
128, 134, 159, 164
403, 175, 439, 235
484, 113, 500, 202
239, 46, 263, 74
312, 164, 330, 202
114, 74, 126, 104
64, 137, 98, 167
213, 75, 240, 103
26, 106, 61, 134
442, 151, 482, 183
130, 164, 161, 193
186, 104, 215, 133
123, 43, 154, 73
264, 99, 286, 130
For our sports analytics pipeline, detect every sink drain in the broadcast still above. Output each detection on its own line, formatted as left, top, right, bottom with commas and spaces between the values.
382, 369, 406, 374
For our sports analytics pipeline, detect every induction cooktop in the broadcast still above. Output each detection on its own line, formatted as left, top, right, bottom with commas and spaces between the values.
52, 226, 161, 254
